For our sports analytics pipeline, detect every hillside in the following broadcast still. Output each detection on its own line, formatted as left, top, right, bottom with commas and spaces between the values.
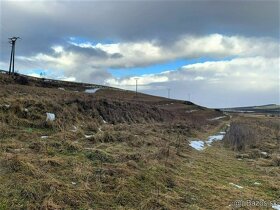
0, 72, 279, 209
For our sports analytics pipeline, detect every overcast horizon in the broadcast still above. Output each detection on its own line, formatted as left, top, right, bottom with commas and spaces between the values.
0, 0, 279, 108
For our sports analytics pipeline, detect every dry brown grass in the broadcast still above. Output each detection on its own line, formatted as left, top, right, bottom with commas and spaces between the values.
0, 74, 278, 209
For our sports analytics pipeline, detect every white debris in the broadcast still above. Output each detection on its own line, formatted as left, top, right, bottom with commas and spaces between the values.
98, 127, 102, 132
41, 136, 48, 139
71, 126, 78, 132
58, 87, 65, 90
189, 140, 205, 151
237, 158, 243, 161
261, 151, 268, 155
229, 182, 243, 189
84, 134, 94, 138
208, 116, 226, 121
14, 148, 24, 152
85, 88, 99, 94
71, 182, 77, 185
254, 182, 261, 185
272, 204, 280, 210
0, 104, 10, 108
46, 113, 55, 121
24, 108, 28, 112
100, 116, 107, 124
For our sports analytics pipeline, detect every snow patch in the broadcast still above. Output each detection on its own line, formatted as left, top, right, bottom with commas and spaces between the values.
208, 116, 226, 121
206, 134, 224, 145
189, 140, 205, 151
41, 136, 48, 139
85, 88, 99, 94
84, 134, 94, 139
46, 113, 55, 121
272, 204, 280, 210
229, 182, 243, 189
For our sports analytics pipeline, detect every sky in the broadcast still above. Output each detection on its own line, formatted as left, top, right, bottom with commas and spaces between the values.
0, 0, 279, 108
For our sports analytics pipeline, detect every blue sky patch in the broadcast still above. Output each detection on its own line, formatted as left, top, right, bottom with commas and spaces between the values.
108, 56, 236, 78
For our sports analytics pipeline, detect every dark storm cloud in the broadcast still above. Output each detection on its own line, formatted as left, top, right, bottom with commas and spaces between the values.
0, 0, 279, 61
66, 45, 123, 59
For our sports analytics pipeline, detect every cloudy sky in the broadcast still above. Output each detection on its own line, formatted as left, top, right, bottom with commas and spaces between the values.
0, 0, 279, 107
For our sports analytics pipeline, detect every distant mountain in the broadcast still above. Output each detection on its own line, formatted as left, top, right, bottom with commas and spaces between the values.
222, 104, 280, 114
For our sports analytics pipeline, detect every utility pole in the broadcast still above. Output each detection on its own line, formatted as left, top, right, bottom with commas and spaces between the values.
8, 37, 20, 75
188, 93, 191, 102
135, 78, 138, 98
167, 88, 171, 99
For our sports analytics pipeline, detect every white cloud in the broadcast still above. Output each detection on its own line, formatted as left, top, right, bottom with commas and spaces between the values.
15, 34, 279, 81
6, 33, 279, 107
67, 33, 278, 70
107, 56, 279, 92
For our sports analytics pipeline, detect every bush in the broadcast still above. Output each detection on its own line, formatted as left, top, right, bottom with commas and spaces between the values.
224, 122, 258, 151
15, 75, 29, 85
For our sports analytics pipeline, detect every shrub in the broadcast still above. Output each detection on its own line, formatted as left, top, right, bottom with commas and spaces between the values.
223, 122, 258, 151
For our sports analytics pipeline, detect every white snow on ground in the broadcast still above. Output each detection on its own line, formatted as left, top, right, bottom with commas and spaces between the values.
46, 113, 55, 121
208, 116, 226, 121
189, 125, 229, 151
272, 204, 280, 210
84, 134, 94, 138
85, 88, 100, 93
41, 136, 48, 139
189, 128, 226, 150
206, 133, 225, 145
189, 140, 205, 151
229, 182, 244, 189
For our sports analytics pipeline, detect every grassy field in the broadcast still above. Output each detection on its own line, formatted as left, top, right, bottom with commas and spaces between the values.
0, 73, 279, 209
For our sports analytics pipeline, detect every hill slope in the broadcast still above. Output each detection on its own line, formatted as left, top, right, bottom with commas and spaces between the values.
0, 72, 279, 209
